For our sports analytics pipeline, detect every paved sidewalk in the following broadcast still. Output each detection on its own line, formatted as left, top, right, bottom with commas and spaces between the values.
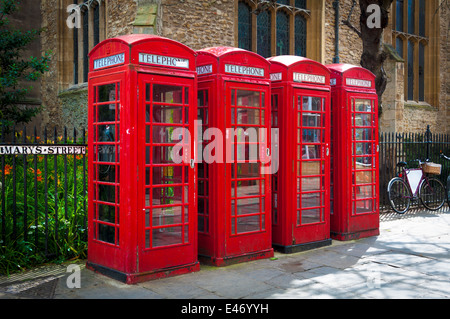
1, 209, 449, 299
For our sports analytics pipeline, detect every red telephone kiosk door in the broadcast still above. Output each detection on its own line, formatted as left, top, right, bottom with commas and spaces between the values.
196, 47, 274, 266
327, 64, 380, 241
268, 56, 332, 253
87, 35, 199, 284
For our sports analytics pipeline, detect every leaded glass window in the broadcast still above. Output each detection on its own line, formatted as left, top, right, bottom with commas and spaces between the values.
276, 10, 289, 56
237, 0, 310, 58
407, 40, 414, 101
295, 14, 307, 57
257, 10, 271, 58
419, 43, 425, 102
393, 0, 430, 103
238, 1, 252, 51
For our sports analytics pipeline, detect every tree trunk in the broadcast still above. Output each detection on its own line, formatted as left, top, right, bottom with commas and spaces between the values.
358, 0, 393, 117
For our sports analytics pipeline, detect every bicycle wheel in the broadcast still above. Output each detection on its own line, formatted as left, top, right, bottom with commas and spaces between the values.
387, 177, 411, 214
419, 177, 445, 211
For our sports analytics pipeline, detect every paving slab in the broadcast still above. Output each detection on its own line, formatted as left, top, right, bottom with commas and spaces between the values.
1, 209, 449, 300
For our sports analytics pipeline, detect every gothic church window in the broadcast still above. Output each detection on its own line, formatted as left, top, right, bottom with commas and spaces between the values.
237, 0, 310, 58
392, 0, 438, 104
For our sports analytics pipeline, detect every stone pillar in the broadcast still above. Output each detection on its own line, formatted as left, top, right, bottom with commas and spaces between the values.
380, 44, 404, 133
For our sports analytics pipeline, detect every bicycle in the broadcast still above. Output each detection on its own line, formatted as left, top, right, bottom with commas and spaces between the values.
440, 153, 450, 207
387, 159, 445, 214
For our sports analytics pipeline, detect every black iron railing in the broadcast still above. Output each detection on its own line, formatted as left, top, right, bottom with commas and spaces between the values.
379, 126, 450, 212
0, 124, 87, 274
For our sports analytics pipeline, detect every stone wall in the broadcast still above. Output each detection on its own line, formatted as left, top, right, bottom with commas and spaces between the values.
161, 0, 234, 50
324, 0, 362, 66
40, 0, 60, 128
37, 0, 448, 134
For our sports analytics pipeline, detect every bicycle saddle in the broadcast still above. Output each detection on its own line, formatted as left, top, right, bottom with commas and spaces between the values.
396, 161, 407, 168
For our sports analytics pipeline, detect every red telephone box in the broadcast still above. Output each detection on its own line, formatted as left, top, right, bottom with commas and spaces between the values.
327, 63, 380, 241
196, 47, 273, 266
87, 34, 199, 283
268, 56, 332, 253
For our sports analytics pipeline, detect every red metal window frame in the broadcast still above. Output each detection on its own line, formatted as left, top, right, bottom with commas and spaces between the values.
271, 93, 279, 226
228, 84, 268, 236
92, 80, 121, 247
294, 93, 327, 226
141, 76, 192, 250
197, 88, 210, 234
350, 96, 378, 216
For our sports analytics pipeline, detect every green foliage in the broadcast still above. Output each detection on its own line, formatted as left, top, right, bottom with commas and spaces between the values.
0, 133, 87, 276
0, 0, 51, 125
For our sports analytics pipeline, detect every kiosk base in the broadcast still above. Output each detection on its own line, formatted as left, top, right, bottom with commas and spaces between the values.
199, 248, 274, 267
273, 239, 332, 254
331, 228, 379, 241
86, 261, 200, 285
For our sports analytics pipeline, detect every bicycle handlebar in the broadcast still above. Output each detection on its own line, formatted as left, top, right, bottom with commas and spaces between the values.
440, 153, 450, 161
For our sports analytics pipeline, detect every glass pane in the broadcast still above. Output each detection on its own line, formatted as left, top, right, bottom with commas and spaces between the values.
233, 179, 261, 197
98, 84, 116, 103
354, 143, 372, 155
295, 15, 307, 57
152, 186, 183, 206
353, 128, 373, 141
419, 0, 425, 36
152, 166, 183, 185
236, 108, 261, 125
98, 184, 116, 204
96, 104, 116, 123
302, 193, 323, 208
354, 200, 373, 215
152, 146, 182, 164
301, 208, 321, 224
354, 100, 372, 112
98, 124, 117, 142
302, 161, 321, 176
396, 0, 404, 32
198, 90, 208, 107
152, 126, 183, 144
276, 11, 290, 55
257, 11, 271, 58
97, 145, 117, 163
98, 165, 116, 183
353, 114, 372, 126
355, 157, 373, 168
152, 105, 183, 124
295, 0, 306, 9
303, 113, 321, 127
153, 85, 184, 104
236, 90, 261, 107
234, 198, 261, 215
355, 185, 373, 199
302, 145, 320, 159
354, 170, 373, 184
419, 43, 425, 102
302, 177, 321, 192
152, 226, 183, 247
407, 0, 415, 34
238, 1, 252, 51
303, 129, 321, 143
98, 204, 116, 223
407, 40, 414, 100
98, 223, 115, 244
236, 215, 260, 234
234, 127, 259, 143
302, 96, 322, 111
152, 206, 183, 226
234, 162, 260, 179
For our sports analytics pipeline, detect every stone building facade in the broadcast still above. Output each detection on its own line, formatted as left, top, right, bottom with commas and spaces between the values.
36, 0, 448, 133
